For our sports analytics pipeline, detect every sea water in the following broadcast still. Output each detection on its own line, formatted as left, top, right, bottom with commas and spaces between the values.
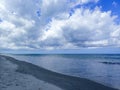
9, 54, 120, 89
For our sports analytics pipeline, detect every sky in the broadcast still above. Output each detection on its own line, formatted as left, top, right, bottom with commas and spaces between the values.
0, 0, 120, 54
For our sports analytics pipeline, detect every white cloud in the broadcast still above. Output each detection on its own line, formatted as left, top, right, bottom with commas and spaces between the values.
0, 0, 120, 50
68, 0, 99, 5
77, 0, 99, 4
39, 7, 120, 49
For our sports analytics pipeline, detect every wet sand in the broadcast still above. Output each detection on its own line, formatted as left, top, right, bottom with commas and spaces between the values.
0, 55, 118, 90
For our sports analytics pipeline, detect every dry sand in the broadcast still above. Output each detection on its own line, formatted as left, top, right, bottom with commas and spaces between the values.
0, 56, 62, 90
0, 55, 118, 90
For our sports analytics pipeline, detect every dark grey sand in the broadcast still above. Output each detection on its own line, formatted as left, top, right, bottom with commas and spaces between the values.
0, 55, 62, 90
0, 55, 118, 90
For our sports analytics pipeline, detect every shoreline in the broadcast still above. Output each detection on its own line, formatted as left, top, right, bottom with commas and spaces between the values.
0, 55, 118, 90
0, 55, 62, 90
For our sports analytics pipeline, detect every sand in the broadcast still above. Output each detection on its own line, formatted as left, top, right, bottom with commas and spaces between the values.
0, 56, 62, 90
0, 55, 118, 90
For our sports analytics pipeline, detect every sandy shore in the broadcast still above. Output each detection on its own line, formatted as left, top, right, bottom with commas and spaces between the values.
0, 55, 118, 90
0, 55, 62, 90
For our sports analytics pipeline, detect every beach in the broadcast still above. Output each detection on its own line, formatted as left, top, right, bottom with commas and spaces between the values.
0, 55, 118, 90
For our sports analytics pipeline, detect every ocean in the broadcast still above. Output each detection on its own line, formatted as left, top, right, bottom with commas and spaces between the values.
9, 54, 120, 90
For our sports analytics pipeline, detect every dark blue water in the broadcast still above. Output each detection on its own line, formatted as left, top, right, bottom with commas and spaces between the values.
9, 54, 120, 89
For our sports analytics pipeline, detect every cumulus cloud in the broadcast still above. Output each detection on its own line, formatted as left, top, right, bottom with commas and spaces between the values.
39, 7, 120, 49
0, 0, 120, 50
70, 0, 99, 5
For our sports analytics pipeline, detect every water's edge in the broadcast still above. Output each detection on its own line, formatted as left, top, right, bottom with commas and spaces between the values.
0, 55, 118, 90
